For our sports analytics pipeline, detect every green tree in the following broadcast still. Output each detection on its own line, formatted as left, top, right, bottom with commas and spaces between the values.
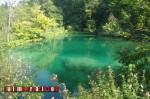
0, 5, 8, 42
41, 0, 63, 26
12, 3, 59, 42
84, 0, 100, 33
55, 0, 86, 31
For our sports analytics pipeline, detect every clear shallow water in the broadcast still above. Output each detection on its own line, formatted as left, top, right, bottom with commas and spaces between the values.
12, 34, 133, 98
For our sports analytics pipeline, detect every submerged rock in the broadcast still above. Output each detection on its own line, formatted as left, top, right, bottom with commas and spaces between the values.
62, 57, 100, 72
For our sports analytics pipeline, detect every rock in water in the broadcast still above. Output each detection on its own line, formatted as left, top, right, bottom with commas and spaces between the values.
62, 57, 100, 72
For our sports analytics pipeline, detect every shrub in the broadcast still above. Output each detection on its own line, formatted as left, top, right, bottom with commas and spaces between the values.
74, 65, 150, 99
0, 45, 43, 98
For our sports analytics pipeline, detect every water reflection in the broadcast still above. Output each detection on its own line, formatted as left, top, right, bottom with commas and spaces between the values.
12, 35, 133, 98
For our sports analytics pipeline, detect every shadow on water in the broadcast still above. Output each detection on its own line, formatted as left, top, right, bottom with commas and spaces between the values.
11, 34, 134, 98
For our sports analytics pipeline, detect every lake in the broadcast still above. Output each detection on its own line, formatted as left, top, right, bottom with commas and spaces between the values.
12, 34, 133, 98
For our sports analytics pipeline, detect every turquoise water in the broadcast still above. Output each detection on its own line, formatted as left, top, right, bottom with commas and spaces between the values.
12, 34, 133, 98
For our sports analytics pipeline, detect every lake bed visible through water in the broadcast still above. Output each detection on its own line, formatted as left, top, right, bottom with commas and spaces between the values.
12, 34, 133, 98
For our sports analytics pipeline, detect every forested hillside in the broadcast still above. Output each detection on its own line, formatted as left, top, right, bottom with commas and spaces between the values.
54, 0, 150, 37
1, 0, 150, 40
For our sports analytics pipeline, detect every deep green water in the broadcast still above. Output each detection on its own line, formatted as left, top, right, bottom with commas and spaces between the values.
12, 34, 133, 98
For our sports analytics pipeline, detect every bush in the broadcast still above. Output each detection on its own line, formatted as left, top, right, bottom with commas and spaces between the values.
103, 13, 130, 37
0, 44, 43, 98
76, 65, 150, 99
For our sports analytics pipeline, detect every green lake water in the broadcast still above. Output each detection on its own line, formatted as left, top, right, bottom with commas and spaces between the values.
12, 34, 133, 98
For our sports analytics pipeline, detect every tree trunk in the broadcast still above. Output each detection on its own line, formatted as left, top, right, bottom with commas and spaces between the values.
7, 2, 11, 43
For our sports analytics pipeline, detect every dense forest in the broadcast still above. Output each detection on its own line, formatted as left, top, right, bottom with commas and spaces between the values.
0, 0, 150, 98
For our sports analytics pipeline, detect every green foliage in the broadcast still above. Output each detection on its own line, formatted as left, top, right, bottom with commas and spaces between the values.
116, 43, 150, 70
84, 0, 100, 33
0, 6, 7, 32
86, 19, 96, 33
0, 47, 43, 98
12, 3, 62, 42
0, 0, 150, 98
49, 0, 150, 37
0, 5, 8, 42
103, 13, 126, 36
41, 0, 63, 26
34, 13, 54, 30
116, 43, 150, 88
55, 0, 85, 31
108, 0, 150, 37
76, 66, 150, 99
